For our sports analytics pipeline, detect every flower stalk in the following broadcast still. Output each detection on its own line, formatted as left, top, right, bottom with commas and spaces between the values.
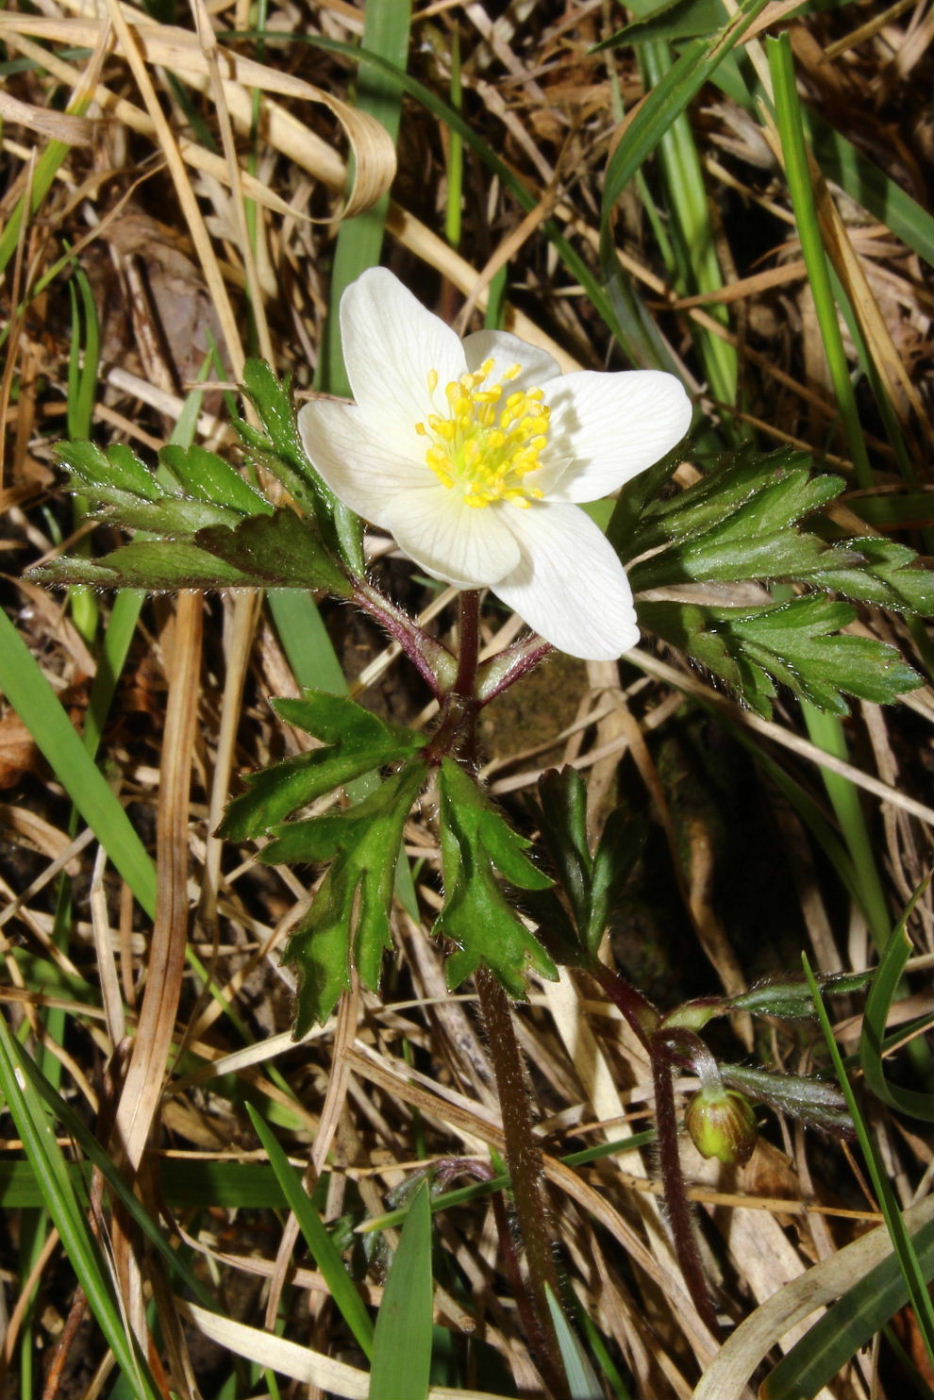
475, 967, 567, 1397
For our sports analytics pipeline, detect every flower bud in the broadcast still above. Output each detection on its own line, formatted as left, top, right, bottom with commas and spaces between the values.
685, 1086, 757, 1166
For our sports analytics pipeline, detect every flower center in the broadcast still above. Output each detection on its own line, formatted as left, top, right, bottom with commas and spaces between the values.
415, 359, 549, 509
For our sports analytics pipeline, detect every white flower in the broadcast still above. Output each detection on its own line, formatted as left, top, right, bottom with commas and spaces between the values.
298, 268, 692, 661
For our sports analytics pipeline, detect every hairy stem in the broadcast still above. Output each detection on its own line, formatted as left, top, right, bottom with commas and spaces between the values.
650, 1036, 720, 1336
352, 577, 455, 694
590, 961, 660, 1049
476, 968, 567, 1397
454, 588, 481, 697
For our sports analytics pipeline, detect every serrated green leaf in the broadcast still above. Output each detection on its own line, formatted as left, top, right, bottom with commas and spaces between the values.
587, 809, 645, 953
159, 443, 274, 516
626, 449, 855, 591
220, 692, 426, 841
808, 537, 934, 615
56, 440, 165, 502
526, 770, 644, 959
640, 595, 922, 718
238, 360, 342, 518
193, 509, 351, 594
272, 691, 424, 751
434, 760, 556, 998
29, 541, 269, 590
100, 496, 245, 535
279, 762, 427, 1032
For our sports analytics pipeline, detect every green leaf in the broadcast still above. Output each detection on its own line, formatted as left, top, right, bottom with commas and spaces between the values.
434, 759, 556, 997
32, 510, 352, 596
236, 359, 349, 541
527, 769, 643, 959
724, 970, 872, 1021
807, 537, 933, 615
719, 1065, 853, 1137
159, 442, 274, 516
625, 448, 850, 588
640, 595, 922, 718
193, 509, 351, 594
278, 761, 427, 1032
761, 1210, 933, 1400
245, 1103, 375, 1359
56, 439, 165, 502
220, 691, 427, 841
30, 540, 281, 590
369, 1182, 433, 1400
860, 881, 933, 1122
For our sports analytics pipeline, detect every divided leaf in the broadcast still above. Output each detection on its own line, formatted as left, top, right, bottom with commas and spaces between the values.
31, 508, 352, 596
273, 762, 428, 1034
30, 402, 356, 595
526, 769, 644, 960
640, 595, 922, 717
220, 692, 427, 841
807, 537, 933, 615
236, 359, 365, 570
622, 446, 930, 612
235, 359, 334, 521
434, 760, 557, 997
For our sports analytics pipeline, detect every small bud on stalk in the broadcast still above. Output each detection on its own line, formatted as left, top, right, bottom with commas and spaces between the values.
685, 1086, 758, 1166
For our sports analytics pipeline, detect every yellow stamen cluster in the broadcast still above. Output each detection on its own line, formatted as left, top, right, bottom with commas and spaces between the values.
415, 359, 549, 508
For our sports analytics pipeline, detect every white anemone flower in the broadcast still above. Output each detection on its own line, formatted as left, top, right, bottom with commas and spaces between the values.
298, 268, 692, 661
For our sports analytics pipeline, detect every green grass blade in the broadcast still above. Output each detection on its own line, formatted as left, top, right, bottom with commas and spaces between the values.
0, 607, 157, 916
766, 34, 873, 488
600, 0, 769, 218
266, 589, 348, 696
318, 0, 413, 401
545, 1285, 602, 1399
80, 589, 146, 757
860, 881, 933, 1121
369, 1182, 433, 1400
444, 25, 464, 248
802, 955, 934, 1363
245, 1103, 375, 1359
800, 704, 892, 949
8, 1037, 214, 1306
805, 109, 933, 267
638, 39, 736, 405
0, 1020, 160, 1400
761, 1210, 933, 1399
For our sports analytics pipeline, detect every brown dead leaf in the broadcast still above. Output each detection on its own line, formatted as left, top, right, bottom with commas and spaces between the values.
0, 710, 39, 789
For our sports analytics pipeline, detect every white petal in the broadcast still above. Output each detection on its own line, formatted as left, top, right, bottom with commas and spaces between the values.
385, 489, 521, 589
540, 370, 693, 502
298, 398, 428, 525
491, 502, 639, 660
462, 329, 562, 393
340, 269, 465, 444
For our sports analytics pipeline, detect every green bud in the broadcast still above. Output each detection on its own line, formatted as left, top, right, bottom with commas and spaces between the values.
685, 1087, 758, 1166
